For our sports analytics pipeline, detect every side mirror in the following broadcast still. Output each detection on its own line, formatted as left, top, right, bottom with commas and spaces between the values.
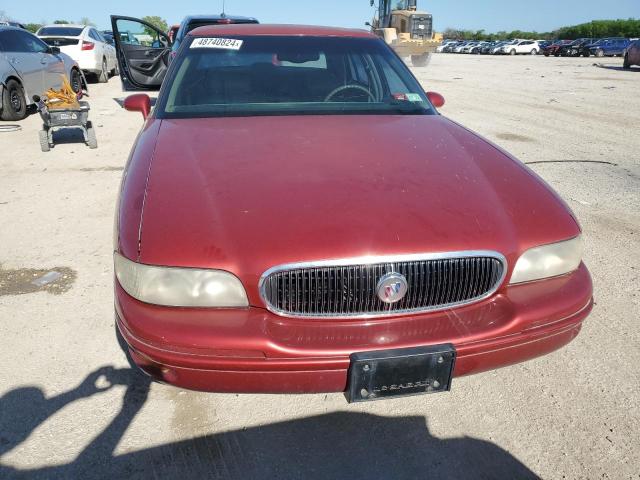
48, 46, 61, 55
427, 91, 445, 108
124, 94, 151, 119
365, 22, 372, 27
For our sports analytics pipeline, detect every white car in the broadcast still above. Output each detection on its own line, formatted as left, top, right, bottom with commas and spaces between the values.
0, 26, 81, 120
37, 24, 117, 82
436, 41, 456, 53
453, 43, 469, 53
500, 40, 540, 56
462, 42, 483, 53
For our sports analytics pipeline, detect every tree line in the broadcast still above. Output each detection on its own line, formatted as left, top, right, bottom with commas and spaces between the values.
443, 18, 640, 41
0, 10, 169, 35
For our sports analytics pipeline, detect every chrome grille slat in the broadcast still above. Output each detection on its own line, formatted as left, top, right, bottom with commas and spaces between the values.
260, 253, 506, 318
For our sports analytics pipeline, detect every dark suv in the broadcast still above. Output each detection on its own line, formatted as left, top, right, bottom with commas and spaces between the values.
171, 15, 259, 55
559, 38, 595, 57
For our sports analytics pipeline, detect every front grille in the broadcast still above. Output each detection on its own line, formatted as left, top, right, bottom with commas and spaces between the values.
410, 15, 433, 40
260, 253, 506, 318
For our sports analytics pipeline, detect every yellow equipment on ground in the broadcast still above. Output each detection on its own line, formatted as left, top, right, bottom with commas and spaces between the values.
36, 75, 96, 152
43, 76, 80, 110
369, 0, 442, 66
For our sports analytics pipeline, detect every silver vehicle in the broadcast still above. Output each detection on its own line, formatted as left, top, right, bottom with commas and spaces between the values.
0, 26, 81, 120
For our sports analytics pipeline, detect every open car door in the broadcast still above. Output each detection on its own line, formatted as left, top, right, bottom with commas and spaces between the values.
110, 16, 171, 91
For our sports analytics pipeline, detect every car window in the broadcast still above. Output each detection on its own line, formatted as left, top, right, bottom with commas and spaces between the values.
20, 32, 49, 53
161, 36, 434, 118
38, 27, 84, 36
115, 19, 167, 47
89, 29, 101, 42
0, 30, 26, 52
0, 30, 47, 53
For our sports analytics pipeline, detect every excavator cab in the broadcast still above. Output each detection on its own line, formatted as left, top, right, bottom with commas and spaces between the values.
378, 0, 433, 40
369, 0, 440, 67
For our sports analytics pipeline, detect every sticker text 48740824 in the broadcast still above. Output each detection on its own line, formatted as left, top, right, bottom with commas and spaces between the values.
190, 38, 244, 50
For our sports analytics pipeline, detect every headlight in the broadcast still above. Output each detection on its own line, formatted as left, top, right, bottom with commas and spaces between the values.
509, 236, 583, 284
114, 253, 249, 307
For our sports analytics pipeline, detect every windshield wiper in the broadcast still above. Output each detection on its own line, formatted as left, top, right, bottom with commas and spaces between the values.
386, 101, 428, 115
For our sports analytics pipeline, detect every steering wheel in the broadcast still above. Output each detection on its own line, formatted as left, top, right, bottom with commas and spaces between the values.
324, 84, 376, 102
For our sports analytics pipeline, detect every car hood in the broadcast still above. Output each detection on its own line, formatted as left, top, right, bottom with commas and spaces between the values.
136, 115, 578, 301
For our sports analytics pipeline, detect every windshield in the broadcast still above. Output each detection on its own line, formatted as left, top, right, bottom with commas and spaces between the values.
38, 27, 83, 37
160, 36, 434, 118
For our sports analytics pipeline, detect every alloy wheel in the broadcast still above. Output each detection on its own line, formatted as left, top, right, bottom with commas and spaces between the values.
10, 89, 22, 112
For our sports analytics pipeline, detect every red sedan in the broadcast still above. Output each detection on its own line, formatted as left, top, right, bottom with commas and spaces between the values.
111, 21, 593, 402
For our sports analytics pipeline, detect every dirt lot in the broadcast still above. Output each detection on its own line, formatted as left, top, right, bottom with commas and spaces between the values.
1, 54, 639, 479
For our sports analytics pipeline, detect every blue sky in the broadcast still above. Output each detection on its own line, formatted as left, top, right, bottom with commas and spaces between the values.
4, 0, 639, 32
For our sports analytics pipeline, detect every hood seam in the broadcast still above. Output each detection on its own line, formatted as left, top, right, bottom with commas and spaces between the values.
137, 120, 162, 262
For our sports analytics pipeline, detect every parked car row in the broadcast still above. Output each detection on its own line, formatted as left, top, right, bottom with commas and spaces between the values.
439, 37, 638, 59
541, 37, 634, 57
440, 39, 543, 55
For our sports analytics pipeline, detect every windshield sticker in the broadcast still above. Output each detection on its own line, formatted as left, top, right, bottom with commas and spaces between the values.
190, 38, 244, 50
392, 93, 423, 102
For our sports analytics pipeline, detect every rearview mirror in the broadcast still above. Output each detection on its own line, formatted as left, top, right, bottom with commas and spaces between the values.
48, 46, 61, 55
276, 52, 320, 63
124, 94, 151, 119
427, 91, 445, 108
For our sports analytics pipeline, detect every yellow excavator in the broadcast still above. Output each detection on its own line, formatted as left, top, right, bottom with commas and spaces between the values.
369, 0, 442, 66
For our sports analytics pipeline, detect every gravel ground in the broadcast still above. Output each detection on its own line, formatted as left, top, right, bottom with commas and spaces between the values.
0, 54, 638, 479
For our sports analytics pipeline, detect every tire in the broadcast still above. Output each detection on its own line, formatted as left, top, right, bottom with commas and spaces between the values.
38, 129, 50, 152
623, 54, 630, 69
531, 49, 537, 55
544, 53, 549, 57
583, 51, 590, 57
510, 49, 516, 56
69, 68, 82, 93
86, 123, 98, 149
98, 58, 108, 83
411, 53, 430, 67
1, 79, 27, 121
111, 60, 119, 76
596, 49, 604, 58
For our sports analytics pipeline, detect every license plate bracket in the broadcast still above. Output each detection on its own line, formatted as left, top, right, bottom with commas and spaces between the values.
346, 344, 456, 403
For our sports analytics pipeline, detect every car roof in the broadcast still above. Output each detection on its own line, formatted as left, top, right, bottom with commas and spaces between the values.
183, 14, 258, 23
0, 25, 33, 33
188, 24, 375, 38
40, 24, 87, 29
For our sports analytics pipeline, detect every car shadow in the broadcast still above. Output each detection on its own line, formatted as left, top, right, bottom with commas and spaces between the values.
47, 127, 90, 146
594, 63, 640, 72
0, 368, 539, 480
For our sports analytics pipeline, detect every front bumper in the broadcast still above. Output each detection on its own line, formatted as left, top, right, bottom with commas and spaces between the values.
115, 263, 593, 394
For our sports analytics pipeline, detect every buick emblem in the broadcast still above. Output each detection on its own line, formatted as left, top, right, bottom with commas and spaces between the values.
376, 272, 408, 304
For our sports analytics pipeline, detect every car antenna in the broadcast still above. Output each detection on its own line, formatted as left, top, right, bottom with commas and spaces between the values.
221, 0, 226, 17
